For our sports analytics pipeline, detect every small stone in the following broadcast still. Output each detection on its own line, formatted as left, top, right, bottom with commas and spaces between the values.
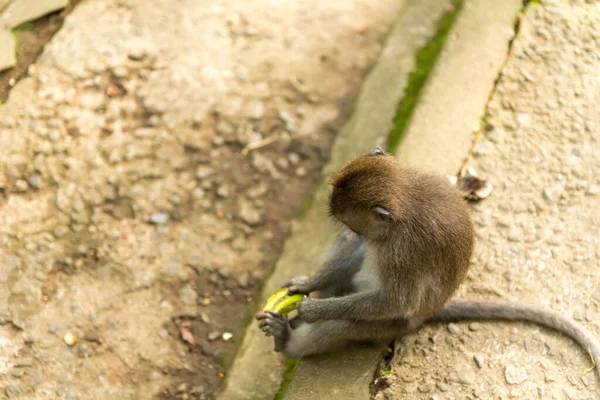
295, 166, 307, 177
505, 365, 527, 385
6, 385, 19, 397
487, 128, 504, 143
447, 323, 461, 334
544, 371, 556, 382
288, 153, 300, 166
159, 329, 169, 339
208, 331, 220, 341
542, 185, 563, 204
127, 39, 147, 60
192, 188, 205, 200
418, 383, 433, 393
191, 385, 205, 395
11, 369, 24, 378
517, 113, 531, 127
468, 322, 481, 331
236, 273, 250, 288
177, 383, 188, 393
585, 184, 600, 196
474, 354, 484, 368
63, 332, 78, 347
15, 179, 28, 192
238, 199, 262, 225
248, 101, 265, 120
507, 229, 523, 243
247, 182, 268, 198
196, 165, 215, 179
27, 175, 42, 189
150, 213, 169, 224
217, 185, 230, 198
222, 332, 233, 341
436, 382, 449, 392
179, 285, 197, 305
53, 226, 70, 238
474, 141, 494, 156
279, 111, 296, 132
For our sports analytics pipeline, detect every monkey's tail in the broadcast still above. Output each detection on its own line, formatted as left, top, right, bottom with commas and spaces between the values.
432, 299, 600, 377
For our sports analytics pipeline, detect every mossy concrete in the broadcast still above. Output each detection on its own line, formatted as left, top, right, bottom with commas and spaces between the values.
396, 0, 522, 176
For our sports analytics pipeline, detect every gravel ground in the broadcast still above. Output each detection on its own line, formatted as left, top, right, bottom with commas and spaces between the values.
377, 1, 600, 399
0, 0, 403, 398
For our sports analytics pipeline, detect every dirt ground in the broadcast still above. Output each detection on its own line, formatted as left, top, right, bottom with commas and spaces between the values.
0, 0, 403, 399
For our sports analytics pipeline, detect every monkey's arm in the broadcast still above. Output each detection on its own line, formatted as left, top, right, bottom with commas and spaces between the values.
285, 229, 365, 294
297, 291, 402, 322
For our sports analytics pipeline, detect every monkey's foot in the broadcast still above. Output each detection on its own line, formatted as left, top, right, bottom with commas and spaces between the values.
255, 311, 291, 352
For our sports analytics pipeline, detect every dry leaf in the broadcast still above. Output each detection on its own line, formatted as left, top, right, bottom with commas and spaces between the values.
180, 327, 197, 348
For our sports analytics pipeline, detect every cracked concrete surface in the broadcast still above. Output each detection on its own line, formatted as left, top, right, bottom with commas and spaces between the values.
379, 1, 600, 398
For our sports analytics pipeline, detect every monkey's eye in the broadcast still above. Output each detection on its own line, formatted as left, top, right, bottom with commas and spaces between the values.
369, 147, 385, 156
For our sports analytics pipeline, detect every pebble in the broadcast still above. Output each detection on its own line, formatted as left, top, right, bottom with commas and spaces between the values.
542, 184, 563, 204
63, 332, 78, 347
248, 101, 265, 120
150, 213, 169, 224
447, 323, 461, 335
27, 175, 42, 189
179, 285, 198, 305
468, 322, 481, 331
516, 113, 531, 127
159, 329, 169, 339
436, 382, 449, 392
473, 354, 484, 368
208, 331, 220, 341
487, 128, 504, 143
15, 179, 28, 192
216, 120, 236, 136
196, 165, 215, 179
6, 385, 19, 397
288, 153, 300, 166
222, 332, 233, 341
504, 365, 528, 385
279, 111, 296, 132
295, 166, 307, 177
417, 383, 433, 393
585, 184, 599, 196
238, 199, 263, 225
474, 140, 494, 156
217, 185, 230, 198
236, 273, 250, 288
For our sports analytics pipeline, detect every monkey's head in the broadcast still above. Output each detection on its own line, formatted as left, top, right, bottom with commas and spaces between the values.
329, 147, 403, 240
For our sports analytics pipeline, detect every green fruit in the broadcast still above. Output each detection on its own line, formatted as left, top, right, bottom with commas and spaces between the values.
262, 288, 306, 314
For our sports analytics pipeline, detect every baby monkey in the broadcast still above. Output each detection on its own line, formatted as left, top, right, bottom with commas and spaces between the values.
256, 148, 600, 377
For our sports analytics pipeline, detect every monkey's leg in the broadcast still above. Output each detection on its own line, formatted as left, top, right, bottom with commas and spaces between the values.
259, 312, 417, 358
284, 228, 365, 294
297, 290, 399, 322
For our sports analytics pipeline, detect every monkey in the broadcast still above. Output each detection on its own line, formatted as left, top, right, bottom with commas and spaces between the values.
255, 147, 600, 378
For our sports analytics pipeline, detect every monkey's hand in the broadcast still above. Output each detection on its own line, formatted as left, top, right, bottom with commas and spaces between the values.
282, 275, 314, 295
296, 297, 322, 323
255, 311, 291, 353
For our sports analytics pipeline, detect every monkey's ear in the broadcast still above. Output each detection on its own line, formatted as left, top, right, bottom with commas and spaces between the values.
372, 206, 394, 222
369, 147, 385, 156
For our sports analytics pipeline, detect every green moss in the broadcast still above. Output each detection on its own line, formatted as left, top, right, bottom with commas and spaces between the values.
273, 359, 300, 400
387, 0, 464, 154
11, 21, 35, 55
